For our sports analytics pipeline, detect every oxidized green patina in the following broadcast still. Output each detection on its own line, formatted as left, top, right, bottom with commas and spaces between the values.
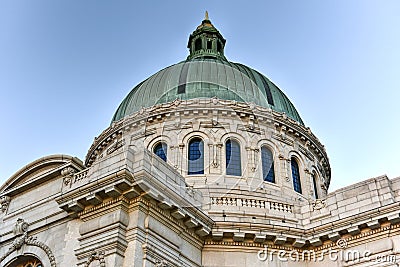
112, 14, 304, 125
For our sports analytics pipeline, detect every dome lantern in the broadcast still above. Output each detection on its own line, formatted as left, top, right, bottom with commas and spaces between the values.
187, 11, 226, 60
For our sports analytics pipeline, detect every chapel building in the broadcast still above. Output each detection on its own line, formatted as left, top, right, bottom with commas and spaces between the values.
1, 14, 399, 267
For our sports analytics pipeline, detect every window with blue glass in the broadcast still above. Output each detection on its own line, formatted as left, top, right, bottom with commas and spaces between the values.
261, 146, 275, 183
291, 158, 302, 194
153, 142, 167, 162
188, 138, 204, 175
226, 139, 242, 176
312, 172, 319, 199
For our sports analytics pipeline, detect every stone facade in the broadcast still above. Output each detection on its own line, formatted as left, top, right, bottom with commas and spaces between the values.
1, 16, 399, 267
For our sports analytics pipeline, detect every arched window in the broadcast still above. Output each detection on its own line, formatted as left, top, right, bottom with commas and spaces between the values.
195, 38, 202, 51
207, 40, 213, 49
261, 146, 275, 183
188, 138, 204, 175
5, 256, 43, 267
226, 139, 241, 176
312, 172, 319, 199
291, 158, 302, 194
153, 142, 167, 162
217, 40, 223, 53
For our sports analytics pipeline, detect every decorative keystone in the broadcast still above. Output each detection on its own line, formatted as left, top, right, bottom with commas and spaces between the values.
347, 226, 361, 235
328, 232, 340, 242
274, 236, 287, 245
212, 231, 223, 241
171, 209, 186, 220
254, 234, 266, 243
233, 232, 245, 242
310, 237, 322, 246
13, 218, 29, 236
367, 220, 380, 230
293, 239, 306, 248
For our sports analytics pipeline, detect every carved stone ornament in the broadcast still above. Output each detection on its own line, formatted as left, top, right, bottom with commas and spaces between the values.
155, 259, 169, 267
312, 199, 326, 211
13, 218, 29, 236
61, 166, 76, 186
0, 219, 57, 266
321, 183, 328, 193
0, 195, 11, 212
107, 139, 125, 155
83, 250, 105, 267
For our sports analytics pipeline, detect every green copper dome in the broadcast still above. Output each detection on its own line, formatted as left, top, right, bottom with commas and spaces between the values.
111, 14, 304, 125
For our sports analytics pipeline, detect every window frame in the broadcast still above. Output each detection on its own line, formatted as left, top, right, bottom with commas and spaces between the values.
261, 146, 275, 183
225, 138, 242, 176
312, 171, 319, 199
188, 137, 204, 175
153, 142, 168, 162
291, 157, 302, 194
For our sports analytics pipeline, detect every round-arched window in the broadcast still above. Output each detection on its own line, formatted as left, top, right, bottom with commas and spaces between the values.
153, 142, 167, 162
226, 139, 241, 176
5, 256, 43, 267
291, 158, 302, 194
312, 172, 319, 199
188, 138, 204, 175
261, 146, 275, 183
195, 38, 202, 51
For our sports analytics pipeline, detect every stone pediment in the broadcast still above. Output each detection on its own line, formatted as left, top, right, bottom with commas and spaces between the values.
0, 154, 84, 196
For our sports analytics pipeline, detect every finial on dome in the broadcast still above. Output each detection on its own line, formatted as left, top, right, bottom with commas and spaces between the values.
205, 11, 209, 21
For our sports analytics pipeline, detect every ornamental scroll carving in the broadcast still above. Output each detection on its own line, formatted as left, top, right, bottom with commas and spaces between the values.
0, 196, 11, 212
0, 218, 57, 267
61, 166, 77, 187
83, 250, 105, 267
312, 199, 326, 211
155, 259, 170, 267
13, 218, 29, 236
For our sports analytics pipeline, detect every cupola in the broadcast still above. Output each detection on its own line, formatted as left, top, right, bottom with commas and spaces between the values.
187, 11, 226, 60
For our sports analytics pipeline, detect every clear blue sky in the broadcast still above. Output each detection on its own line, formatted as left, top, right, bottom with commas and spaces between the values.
0, 1, 399, 191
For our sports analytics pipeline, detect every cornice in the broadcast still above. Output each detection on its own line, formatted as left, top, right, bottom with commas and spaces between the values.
204, 222, 400, 252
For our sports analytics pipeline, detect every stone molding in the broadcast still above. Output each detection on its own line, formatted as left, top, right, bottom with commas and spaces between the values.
57, 149, 212, 240
208, 203, 400, 249
205, 222, 400, 253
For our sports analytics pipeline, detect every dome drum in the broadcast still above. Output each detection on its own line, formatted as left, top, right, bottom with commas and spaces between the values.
87, 97, 331, 198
